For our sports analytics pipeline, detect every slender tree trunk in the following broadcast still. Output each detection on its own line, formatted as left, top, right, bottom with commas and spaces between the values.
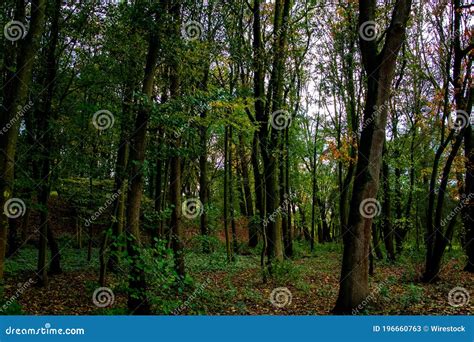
199, 73, 210, 251
334, 0, 412, 313
310, 117, 320, 250
167, 1, 185, 278
372, 223, 384, 260
251, 133, 264, 240
280, 128, 289, 256
107, 85, 134, 272
238, 134, 258, 247
381, 152, 396, 261
424, 0, 472, 279
252, 0, 268, 273
284, 127, 293, 256
223, 126, 232, 261
0, 0, 47, 281
424, 130, 469, 281
125, 4, 164, 313
262, 0, 291, 265
228, 127, 238, 254
34, 0, 63, 283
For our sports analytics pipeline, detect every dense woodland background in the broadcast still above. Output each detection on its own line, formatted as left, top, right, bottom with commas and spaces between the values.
0, 0, 473, 315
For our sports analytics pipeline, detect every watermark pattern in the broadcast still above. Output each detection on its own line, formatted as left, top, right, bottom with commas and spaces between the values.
92, 287, 115, 308
4, 21, 27, 42
172, 278, 211, 315
421, 106, 431, 115
364, 102, 387, 130
3, 198, 26, 219
181, 198, 204, 219
263, 193, 295, 227
0, 101, 33, 136
359, 21, 379, 41
0, 278, 35, 313
173, 117, 195, 138
270, 110, 292, 130
5, 323, 85, 336
359, 198, 381, 219
352, 279, 390, 314
270, 287, 292, 308
448, 287, 470, 307
84, 190, 121, 227
448, 109, 472, 131
181, 20, 203, 41
441, 193, 474, 227
92, 110, 114, 131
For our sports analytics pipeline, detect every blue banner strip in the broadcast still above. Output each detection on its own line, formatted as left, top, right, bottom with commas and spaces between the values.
0, 316, 472, 342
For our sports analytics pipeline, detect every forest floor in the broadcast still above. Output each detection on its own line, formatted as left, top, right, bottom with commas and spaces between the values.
3, 236, 473, 315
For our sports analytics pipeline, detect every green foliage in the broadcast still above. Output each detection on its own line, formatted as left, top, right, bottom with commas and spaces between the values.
400, 284, 424, 307
135, 239, 192, 314
271, 260, 302, 285
188, 235, 222, 254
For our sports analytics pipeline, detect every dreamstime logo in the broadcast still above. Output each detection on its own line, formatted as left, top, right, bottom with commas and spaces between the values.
92, 287, 115, 308
181, 20, 203, 41
448, 110, 472, 131
441, 193, 473, 227
84, 190, 121, 227
359, 21, 379, 41
4, 21, 27, 42
270, 110, 292, 130
352, 279, 390, 315
263, 193, 295, 227
0, 101, 33, 136
359, 198, 381, 219
92, 110, 114, 130
361, 102, 388, 130
448, 287, 470, 307
0, 278, 35, 313
172, 278, 211, 315
270, 287, 292, 308
173, 117, 195, 138
182, 198, 203, 219
4, 198, 26, 219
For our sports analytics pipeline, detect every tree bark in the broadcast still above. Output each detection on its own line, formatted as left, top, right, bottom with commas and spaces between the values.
381, 150, 396, 261
125, 4, 163, 313
106, 85, 134, 273
0, 0, 47, 281
229, 127, 238, 254
223, 126, 232, 261
334, 0, 412, 313
168, 1, 185, 278
238, 134, 258, 247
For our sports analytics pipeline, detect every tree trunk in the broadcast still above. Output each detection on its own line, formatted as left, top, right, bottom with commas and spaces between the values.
284, 127, 293, 256
310, 117, 320, 250
0, 0, 47, 281
334, 0, 412, 313
125, 5, 163, 313
251, 0, 267, 270
167, 1, 185, 278
238, 134, 258, 247
381, 153, 396, 261
372, 223, 384, 260
223, 126, 232, 261
199, 75, 210, 251
108, 86, 134, 272
34, 0, 63, 283
424, 0, 473, 279
229, 127, 238, 254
